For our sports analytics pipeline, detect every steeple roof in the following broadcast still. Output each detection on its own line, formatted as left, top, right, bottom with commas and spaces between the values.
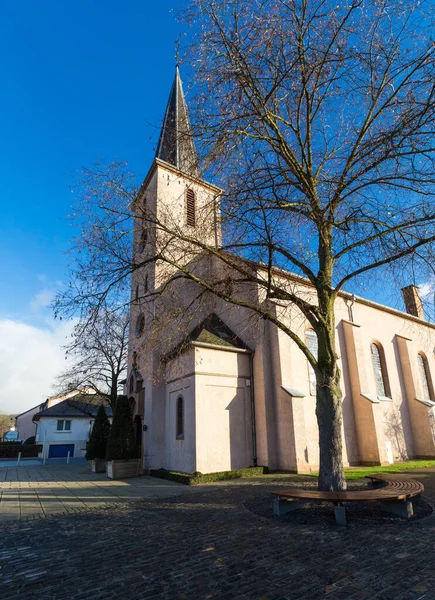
155, 66, 199, 177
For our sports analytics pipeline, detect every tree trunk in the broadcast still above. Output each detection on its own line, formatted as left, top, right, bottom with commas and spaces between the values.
315, 255, 346, 491
315, 367, 346, 491
110, 380, 118, 412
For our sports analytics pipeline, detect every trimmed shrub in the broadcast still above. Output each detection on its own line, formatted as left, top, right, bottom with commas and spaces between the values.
86, 405, 111, 461
150, 466, 268, 485
24, 436, 35, 445
106, 395, 136, 461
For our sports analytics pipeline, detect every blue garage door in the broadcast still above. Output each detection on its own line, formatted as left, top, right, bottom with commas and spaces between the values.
48, 444, 75, 458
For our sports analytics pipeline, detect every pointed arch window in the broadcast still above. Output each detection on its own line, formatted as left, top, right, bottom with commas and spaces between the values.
418, 353, 433, 401
176, 396, 184, 439
371, 342, 391, 398
129, 374, 135, 394
186, 189, 196, 227
305, 329, 318, 396
138, 229, 147, 253
135, 313, 145, 337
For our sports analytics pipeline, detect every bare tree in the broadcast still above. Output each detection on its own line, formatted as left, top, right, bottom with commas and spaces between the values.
56, 307, 129, 410
0, 413, 15, 440
55, 0, 435, 490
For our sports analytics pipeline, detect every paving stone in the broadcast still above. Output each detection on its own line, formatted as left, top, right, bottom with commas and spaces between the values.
1, 467, 435, 598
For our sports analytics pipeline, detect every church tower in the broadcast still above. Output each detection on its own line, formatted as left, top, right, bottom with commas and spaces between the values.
127, 67, 222, 469
132, 66, 222, 298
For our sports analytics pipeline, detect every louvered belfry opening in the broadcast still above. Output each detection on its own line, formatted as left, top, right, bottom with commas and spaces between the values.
186, 188, 196, 227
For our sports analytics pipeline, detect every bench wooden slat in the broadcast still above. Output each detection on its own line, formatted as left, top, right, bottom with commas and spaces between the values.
272, 474, 424, 524
272, 475, 424, 504
272, 489, 339, 501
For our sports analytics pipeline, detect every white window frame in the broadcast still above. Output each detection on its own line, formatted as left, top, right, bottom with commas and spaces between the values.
418, 353, 432, 402
305, 329, 318, 396
370, 342, 391, 400
57, 419, 71, 432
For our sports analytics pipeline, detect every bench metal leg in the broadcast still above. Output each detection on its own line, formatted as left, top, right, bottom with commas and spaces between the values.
334, 504, 347, 525
273, 498, 301, 516
380, 499, 414, 519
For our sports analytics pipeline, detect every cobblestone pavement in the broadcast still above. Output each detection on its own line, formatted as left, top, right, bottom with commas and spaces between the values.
0, 463, 192, 521
1, 468, 435, 599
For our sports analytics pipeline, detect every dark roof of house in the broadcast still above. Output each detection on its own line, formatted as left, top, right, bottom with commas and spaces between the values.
163, 313, 251, 360
155, 66, 199, 177
33, 399, 112, 422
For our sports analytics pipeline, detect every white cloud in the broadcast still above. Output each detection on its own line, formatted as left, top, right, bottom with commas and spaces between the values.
419, 279, 435, 299
0, 318, 76, 415
28, 288, 56, 313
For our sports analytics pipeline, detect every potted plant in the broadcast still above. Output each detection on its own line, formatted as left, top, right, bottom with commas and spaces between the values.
106, 395, 140, 479
86, 404, 111, 473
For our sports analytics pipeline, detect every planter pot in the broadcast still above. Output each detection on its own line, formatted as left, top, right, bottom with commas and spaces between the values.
107, 458, 141, 480
91, 458, 106, 473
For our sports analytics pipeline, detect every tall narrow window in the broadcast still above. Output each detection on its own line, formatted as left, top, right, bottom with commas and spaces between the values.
145, 274, 149, 293
135, 314, 145, 337
138, 229, 147, 253
306, 329, 318, 396
176, 396, 184, 439
129, 374, 134, 394
371, 342, 390, 398
418, 353, 432, 401
135, 285, 139, 301
186, 189, 196, 227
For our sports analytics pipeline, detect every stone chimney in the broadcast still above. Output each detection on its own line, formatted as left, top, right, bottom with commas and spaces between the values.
401, 285, 424, 319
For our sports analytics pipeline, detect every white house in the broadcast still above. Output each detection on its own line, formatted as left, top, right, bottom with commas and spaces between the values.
34, 399, 112, 459
16, 389, 99, 443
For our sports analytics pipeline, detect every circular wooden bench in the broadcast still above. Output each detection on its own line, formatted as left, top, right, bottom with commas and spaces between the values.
271, 474, 424, 525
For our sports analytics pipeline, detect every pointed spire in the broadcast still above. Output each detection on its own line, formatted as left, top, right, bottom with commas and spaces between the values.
155, 67, 199, 177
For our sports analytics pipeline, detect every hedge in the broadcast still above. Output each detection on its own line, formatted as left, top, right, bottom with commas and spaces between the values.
0, 444, 42, 458
150, 466, 268, 485
0, 441, 22, 446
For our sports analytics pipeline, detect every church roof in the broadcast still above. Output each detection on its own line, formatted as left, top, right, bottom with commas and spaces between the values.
155, 66, 199, 177
163, 313, 251, 360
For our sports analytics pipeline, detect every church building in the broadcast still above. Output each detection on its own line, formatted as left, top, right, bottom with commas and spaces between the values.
127, 68, 435, 475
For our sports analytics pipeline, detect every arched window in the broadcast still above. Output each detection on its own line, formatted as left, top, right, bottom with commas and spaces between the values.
129, 374, 135, 394
138, 229, 147, 253
176, 396, 184, 439
371, 342, 390, 398
186, 189, 196, 227
418, 353, 433, 401
305, 329, 318, 396
135, 313, 145, 337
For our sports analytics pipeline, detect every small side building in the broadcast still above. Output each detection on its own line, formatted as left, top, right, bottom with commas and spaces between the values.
15, 404, 45, 441
33, 399, 112, 459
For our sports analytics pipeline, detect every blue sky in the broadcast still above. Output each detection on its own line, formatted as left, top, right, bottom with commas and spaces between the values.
0, 0, 185, 413
0, 0, 186, 321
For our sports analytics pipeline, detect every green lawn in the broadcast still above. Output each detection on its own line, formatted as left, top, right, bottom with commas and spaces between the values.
304, 460, 435, 480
